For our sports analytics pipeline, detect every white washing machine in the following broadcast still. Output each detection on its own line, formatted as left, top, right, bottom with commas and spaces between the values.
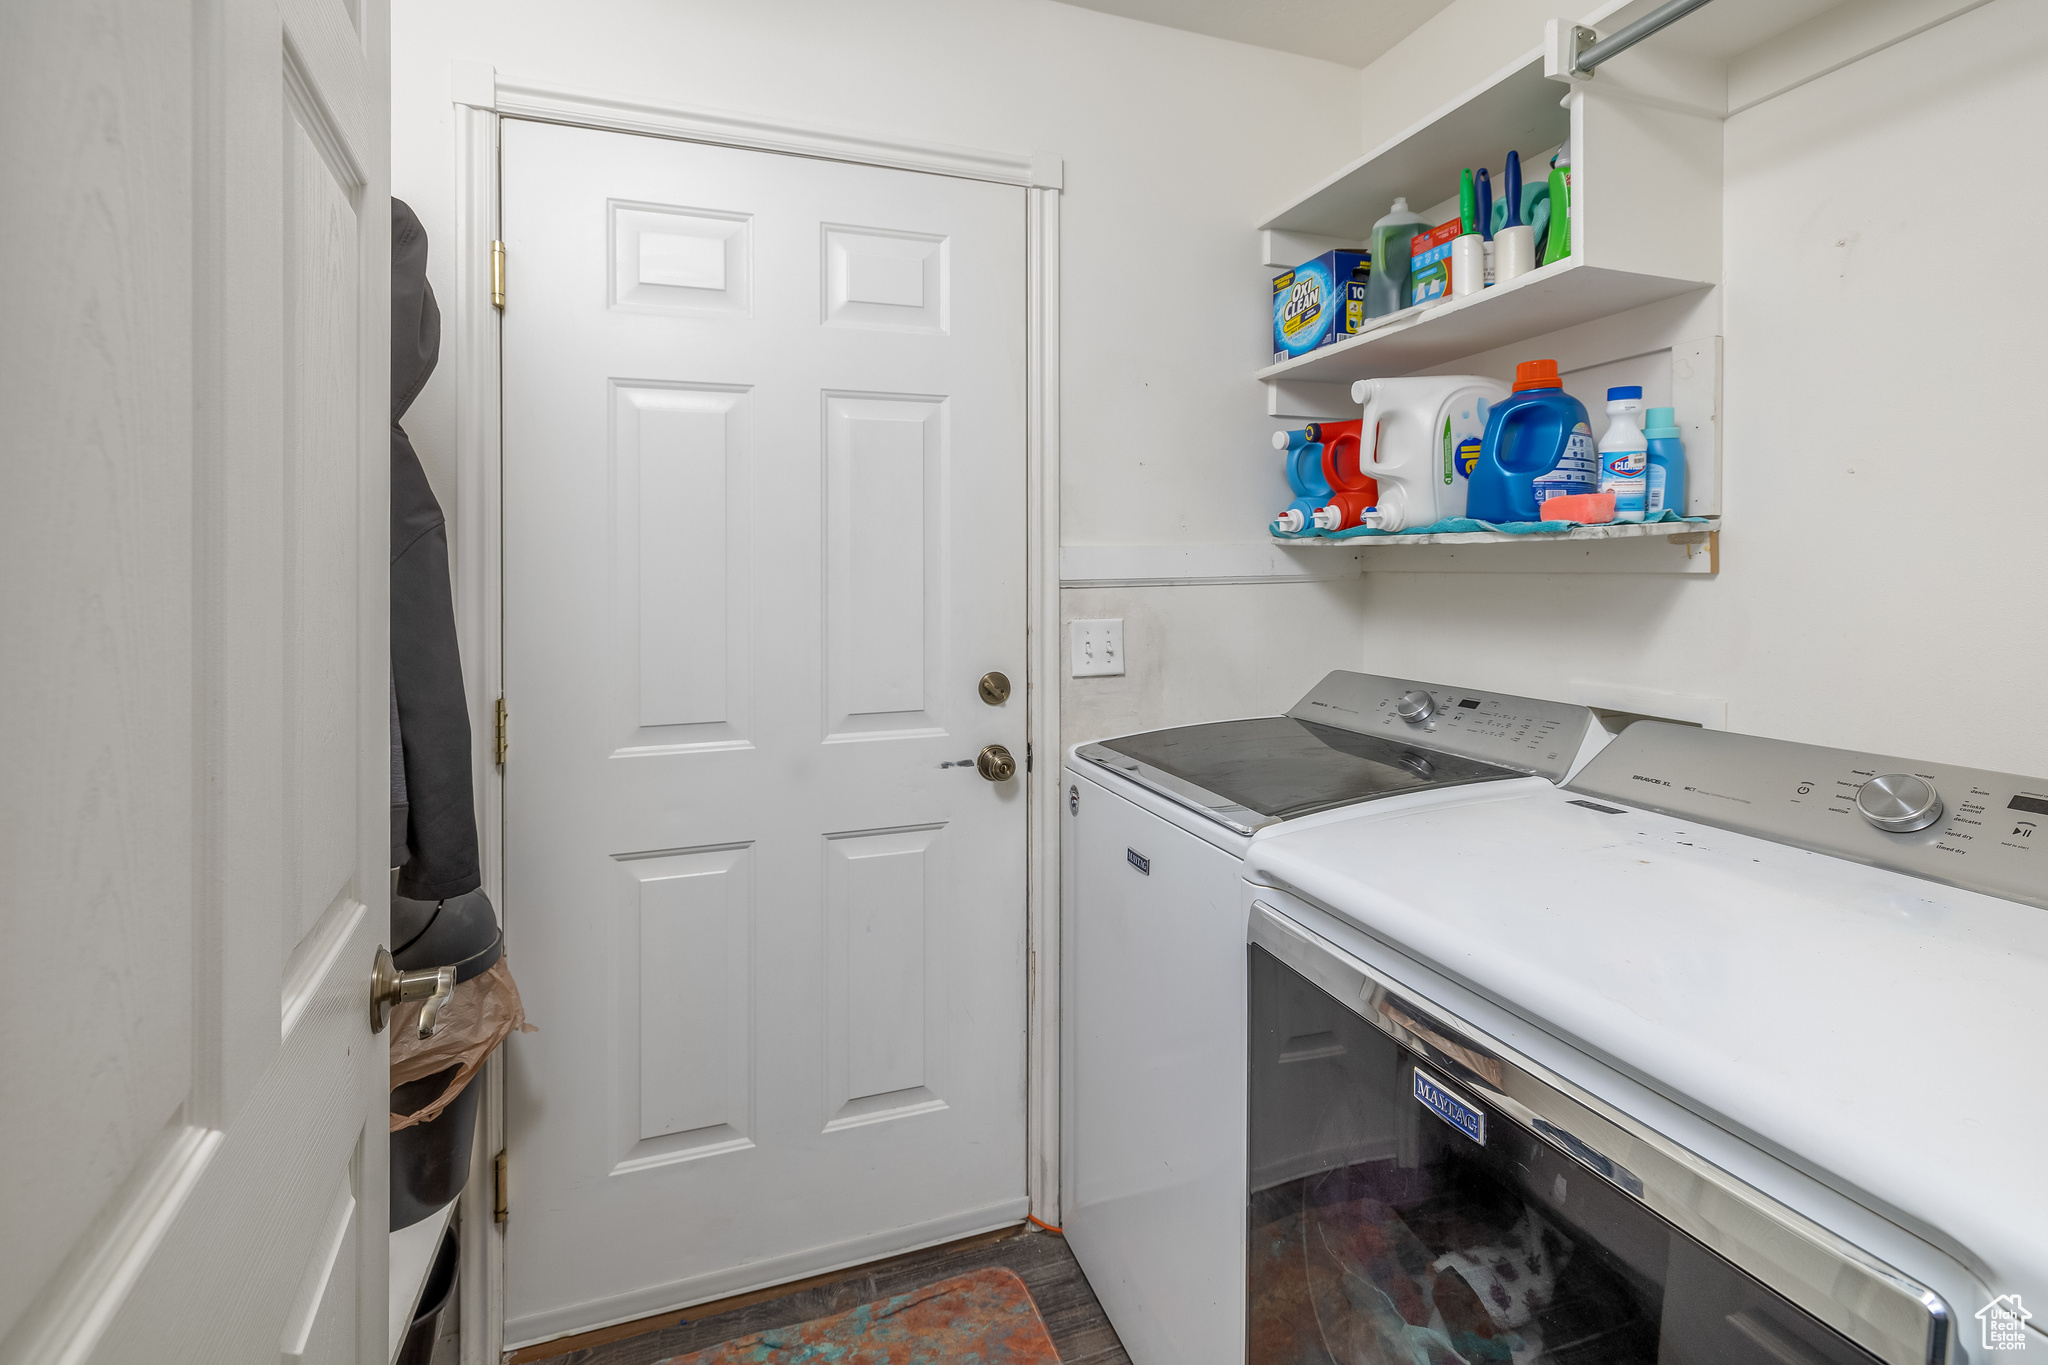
1059, 671, 1609, 1365
1242, 720, 2048, 1364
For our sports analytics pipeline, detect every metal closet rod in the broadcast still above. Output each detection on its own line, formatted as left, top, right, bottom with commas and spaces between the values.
1574, 0, 1720, 72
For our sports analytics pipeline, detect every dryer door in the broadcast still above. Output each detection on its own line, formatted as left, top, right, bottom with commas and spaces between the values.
1246, 905, 1949, 1365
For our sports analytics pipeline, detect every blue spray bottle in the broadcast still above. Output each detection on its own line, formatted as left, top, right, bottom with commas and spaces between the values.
1644, 406, 1688, 517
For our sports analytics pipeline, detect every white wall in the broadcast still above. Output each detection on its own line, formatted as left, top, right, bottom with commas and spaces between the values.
1061, 579, 1370, 743
391, 0, 1374, 751
394, 0, 2046, 772
1347, 0, 2048, 776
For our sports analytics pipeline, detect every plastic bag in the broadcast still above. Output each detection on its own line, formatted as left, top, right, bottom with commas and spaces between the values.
389, 957, 535, 1131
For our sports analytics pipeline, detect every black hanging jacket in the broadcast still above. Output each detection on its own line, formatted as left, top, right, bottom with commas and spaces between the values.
389, 200, 480, 900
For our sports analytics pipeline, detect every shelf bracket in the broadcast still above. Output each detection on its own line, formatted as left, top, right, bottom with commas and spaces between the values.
1545, 20, 1598, 82
1265, 379, 1356, 421
1549, 0, 1722, 82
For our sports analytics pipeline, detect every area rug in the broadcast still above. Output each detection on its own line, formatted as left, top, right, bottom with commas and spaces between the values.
657, 1267, 1062, 1365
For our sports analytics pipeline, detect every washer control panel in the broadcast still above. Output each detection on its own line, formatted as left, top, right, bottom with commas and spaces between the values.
1570, 722, 2048, 910
1288, 672, 1594, 783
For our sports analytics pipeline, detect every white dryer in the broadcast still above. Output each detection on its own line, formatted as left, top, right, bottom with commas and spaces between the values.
1242, 721, 2048, 1364
1060, 671, 1608, 1365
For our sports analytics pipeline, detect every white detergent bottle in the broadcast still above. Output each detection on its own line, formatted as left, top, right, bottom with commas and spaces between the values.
1344, 375, 1510, 531
1599, 386, 1648, 523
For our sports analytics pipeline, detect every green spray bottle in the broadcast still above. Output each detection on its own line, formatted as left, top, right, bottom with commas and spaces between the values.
1541, 143, 1572, 266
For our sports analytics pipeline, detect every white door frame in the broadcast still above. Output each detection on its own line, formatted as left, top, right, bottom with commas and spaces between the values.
441, 67, 1062, 1363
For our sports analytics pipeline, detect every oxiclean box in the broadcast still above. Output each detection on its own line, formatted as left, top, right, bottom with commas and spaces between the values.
1272, 250, 1369, 363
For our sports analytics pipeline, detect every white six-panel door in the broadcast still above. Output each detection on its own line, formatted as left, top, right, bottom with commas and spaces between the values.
1, 0, 392, 1362
500, 122, 1029, 1345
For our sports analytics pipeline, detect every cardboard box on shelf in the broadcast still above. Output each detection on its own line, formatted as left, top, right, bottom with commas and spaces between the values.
1409, 220, 1462, 307
1272, 249, 1370, 362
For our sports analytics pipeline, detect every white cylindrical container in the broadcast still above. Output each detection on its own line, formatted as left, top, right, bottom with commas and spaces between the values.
1599, 385, 1649, 523
1451, 234, 1486, 297
1495, 225, 1536, 282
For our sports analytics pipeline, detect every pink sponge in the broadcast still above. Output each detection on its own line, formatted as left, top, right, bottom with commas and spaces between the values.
1540, 492, 1616, 523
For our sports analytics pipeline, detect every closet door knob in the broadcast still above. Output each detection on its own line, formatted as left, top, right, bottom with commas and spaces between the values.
371, 948, 456, 1038
976, 744, 1017, 782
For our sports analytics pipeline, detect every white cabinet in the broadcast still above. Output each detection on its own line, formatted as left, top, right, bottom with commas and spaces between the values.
1257, 53, 1720, 390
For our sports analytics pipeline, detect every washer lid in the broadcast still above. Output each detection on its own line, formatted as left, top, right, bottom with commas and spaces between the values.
1078, 715, 1522, 834
1245, 784, 2048, 1320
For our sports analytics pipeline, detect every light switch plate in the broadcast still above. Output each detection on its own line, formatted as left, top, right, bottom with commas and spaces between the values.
1070, 618, 1124, 677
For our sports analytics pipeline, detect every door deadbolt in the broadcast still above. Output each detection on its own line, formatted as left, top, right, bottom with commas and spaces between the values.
978, 671, 1011, 706
977, 744, 1017, 782
371, 947, 456, 1038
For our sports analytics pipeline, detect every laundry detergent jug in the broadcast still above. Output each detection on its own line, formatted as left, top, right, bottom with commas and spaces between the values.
1270, 423, 1350, 535
1465, 359, 1596, 523
1296, 420, 1383, 533
1329, 376, 1508, 532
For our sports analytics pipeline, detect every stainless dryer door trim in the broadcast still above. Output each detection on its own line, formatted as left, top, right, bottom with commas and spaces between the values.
1249, 900, 1953, 1365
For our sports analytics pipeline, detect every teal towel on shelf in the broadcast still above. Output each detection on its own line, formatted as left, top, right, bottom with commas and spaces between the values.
1323, 510, 1707, 539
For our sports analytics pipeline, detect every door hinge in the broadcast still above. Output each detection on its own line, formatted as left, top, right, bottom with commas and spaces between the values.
493, 696, 508, 767
490, 240, 506, 310
493, 1148, 508, 1223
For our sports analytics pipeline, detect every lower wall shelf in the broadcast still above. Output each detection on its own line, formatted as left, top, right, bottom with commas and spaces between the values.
1276, 519, 1721, 576
1273, 518, 1718, 548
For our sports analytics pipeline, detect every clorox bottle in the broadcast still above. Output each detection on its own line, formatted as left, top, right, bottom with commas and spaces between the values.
1598, 386, 1648, 522
1466, 359, 1596, 523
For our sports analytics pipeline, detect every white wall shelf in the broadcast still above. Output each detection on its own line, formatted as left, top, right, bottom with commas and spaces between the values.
1273, 517, 1717, 548
1261, 54, 1570, 240
1276, 519, 1721, 576
1256, 256, 1708, 386
1259, 44, 1722, 395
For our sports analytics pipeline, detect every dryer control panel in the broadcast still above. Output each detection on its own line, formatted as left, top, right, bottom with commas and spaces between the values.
1287, 672, 1595, 784
1569, 721, 2048, 910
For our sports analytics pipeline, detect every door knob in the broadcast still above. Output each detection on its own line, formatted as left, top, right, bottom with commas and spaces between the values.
976, 744, 1017, 782
371, 947, 456, 1038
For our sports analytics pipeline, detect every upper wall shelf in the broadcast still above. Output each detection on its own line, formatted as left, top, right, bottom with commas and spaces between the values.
1256, 256, 1708, 384
1259, 49, 1723, 388
1261, 57, 1570, 238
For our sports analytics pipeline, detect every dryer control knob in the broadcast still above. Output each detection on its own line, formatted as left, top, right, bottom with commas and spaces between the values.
1856, 773, 1943, 833
1393, 690, 1437, 723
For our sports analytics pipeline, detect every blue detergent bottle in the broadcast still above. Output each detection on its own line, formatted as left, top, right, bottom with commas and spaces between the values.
1270, 428, 1332, 535
1644, 405, 1688, 517
1465, 359, 1597, 523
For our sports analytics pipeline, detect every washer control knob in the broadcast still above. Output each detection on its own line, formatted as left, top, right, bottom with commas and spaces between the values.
1856, 773, 1943, 833
1393, 690, 1437, 723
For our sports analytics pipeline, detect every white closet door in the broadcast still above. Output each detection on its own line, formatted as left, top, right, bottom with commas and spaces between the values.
500, 121, 1029, 1345
1, 0, 393, 1361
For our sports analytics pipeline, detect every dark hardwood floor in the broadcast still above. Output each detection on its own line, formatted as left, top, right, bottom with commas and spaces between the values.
527, 1226, 1132, 1365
